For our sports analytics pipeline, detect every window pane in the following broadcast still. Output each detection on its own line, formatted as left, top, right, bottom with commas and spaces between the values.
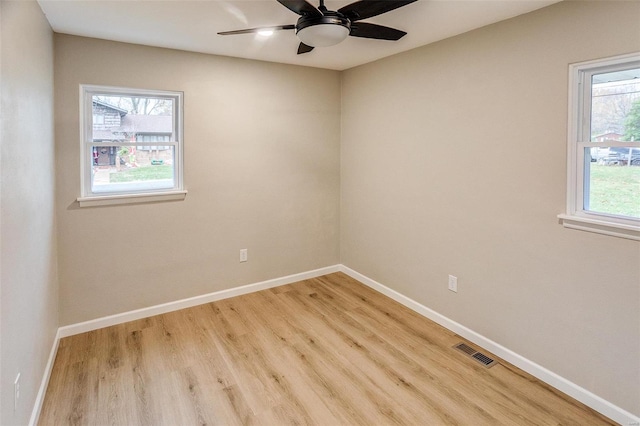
91, 145, 175, 194
91, 95, 174, 142
590, 68, 640, 142
584, 147, 640, 219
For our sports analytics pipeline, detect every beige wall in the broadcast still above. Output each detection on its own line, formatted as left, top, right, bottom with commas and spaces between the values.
55, 35, 341, 325
0, 1, 58, 424
341, 1, 640, 416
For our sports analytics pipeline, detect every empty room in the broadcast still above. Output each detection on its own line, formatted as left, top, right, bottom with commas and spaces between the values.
1, 0, 639, 425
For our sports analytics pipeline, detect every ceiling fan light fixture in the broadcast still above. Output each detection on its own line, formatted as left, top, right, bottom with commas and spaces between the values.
296, 14, 350, 47
297, 23, 349, 47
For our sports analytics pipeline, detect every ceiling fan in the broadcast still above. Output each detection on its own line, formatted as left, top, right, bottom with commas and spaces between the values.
218, 0, 417, 54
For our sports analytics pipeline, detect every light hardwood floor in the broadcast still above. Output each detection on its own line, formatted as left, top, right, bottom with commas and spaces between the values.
39, 272, 614, 425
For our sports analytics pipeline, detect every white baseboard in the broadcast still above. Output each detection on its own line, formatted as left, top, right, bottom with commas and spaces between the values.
58, 264, 341, 338
29, 328, 61, 426
339, 265, 640, 426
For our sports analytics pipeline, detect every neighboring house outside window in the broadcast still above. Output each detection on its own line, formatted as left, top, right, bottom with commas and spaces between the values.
78, 85, 186, 207
559, 53, 640, 240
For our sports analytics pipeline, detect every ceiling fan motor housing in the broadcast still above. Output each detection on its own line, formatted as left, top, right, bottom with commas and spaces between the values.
296, 13, 351, 47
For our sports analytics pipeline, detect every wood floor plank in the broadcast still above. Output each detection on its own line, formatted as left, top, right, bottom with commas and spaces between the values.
278, 281, 496, 425
39, 272, 615, 425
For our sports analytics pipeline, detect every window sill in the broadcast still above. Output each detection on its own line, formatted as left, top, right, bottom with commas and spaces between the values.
77, 190, 187, 207
557, 214, 640, 241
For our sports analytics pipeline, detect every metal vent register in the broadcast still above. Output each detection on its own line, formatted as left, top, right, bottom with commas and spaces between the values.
453, 343, 498, 368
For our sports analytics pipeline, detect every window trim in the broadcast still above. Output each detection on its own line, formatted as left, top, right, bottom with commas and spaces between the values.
559, 53, 640, 241
78, 84, 186, 207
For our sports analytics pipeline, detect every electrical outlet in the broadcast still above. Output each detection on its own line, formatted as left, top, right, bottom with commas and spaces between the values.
239, 249, 248, 263
448, 275, 458, 293
14, 373, 20, 411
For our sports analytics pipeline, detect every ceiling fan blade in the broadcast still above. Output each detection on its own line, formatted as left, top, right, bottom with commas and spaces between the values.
350, 22, 407, 40
338, 0, 417, 22
218, 25, 295, 36
277, 0, 323, 17
297, 42, 315, 54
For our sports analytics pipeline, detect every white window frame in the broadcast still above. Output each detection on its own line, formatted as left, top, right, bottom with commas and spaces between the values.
558, 52, 640, 240
77, 85, 187, 207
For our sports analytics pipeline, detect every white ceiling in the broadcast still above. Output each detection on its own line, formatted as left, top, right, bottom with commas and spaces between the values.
38, 0, 559, 71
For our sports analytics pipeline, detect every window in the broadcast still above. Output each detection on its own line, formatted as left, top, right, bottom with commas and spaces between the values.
79, 85, 186, 206
559, 53, 640, 240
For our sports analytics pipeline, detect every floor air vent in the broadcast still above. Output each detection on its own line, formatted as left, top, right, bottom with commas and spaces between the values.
454, 343, 498, 368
